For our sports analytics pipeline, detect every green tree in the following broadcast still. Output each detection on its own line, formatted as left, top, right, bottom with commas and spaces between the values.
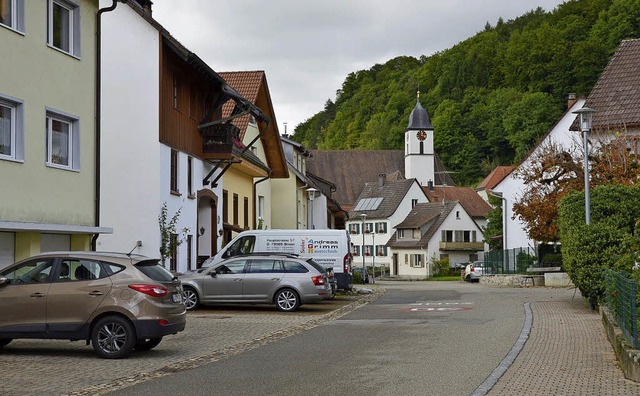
158, 202, 190, 269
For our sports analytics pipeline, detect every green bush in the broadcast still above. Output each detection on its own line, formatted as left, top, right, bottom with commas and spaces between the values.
433, 257, 450, 277
558, 185, 640, 306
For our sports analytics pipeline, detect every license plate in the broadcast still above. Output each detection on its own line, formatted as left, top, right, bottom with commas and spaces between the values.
172, 293, 182, 303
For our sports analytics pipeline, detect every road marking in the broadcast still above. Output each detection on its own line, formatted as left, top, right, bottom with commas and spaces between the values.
410, 302, 474, 306
401, 306, 473, 312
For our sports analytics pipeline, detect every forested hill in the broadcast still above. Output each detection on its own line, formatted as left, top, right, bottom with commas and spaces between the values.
291, 0, 640, 186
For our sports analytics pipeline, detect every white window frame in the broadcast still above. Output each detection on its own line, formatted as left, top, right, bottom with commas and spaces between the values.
0, 0, 25, 33
397, 229, 405, 239
410, 254, 424, 268
46, 109, 80, 171
0, 94, 24, 162
48, 0, 81, 57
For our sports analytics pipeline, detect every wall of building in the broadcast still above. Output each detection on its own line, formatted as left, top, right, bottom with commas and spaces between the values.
98, 3, 162, 259
0, 0, 97, 226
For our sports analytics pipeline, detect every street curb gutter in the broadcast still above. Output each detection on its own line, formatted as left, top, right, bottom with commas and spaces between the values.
471, 301, 533, 396
65, 291, 384, 396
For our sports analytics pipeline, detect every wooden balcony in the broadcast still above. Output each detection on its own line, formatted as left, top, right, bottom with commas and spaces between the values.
439, 241, 484, 251
200, 124, 239, 160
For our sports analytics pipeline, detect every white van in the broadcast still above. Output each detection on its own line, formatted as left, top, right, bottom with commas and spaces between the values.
203, 229, 353, 290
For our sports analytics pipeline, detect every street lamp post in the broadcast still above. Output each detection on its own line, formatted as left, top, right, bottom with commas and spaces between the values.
572, 107, 595, 225
306, 188, 317, 229
371, 232, 375, 284
360, 213, 367, 284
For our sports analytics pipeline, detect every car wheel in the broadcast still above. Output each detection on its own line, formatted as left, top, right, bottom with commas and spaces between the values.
0, 338, 12, 348
275, 288, 300, 312
465, 275, 471, 282
134, 337, 163, 351
91, 315, 136, 359
183, 287, 200, 310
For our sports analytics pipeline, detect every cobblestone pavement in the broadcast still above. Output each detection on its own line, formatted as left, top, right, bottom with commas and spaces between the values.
0, 295, 375, 396
487, 299, 640, 395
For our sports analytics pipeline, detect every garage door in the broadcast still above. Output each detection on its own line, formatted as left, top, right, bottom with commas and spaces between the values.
0, 232, 15, 269
41, 234, 71, 252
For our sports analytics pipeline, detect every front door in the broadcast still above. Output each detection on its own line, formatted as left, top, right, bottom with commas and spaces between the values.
393, 253, 398, 276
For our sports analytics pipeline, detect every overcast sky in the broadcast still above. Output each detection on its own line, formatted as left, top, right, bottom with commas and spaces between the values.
151, 0, 567, 134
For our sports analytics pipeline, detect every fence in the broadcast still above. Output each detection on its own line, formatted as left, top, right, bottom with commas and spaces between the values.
604, 269, 639, 349
483, 247, 538, 275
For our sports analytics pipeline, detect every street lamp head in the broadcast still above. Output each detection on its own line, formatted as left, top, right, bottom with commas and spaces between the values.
306, 187, 318, 201
360, 213, 367, 221
572, 107, 595, 131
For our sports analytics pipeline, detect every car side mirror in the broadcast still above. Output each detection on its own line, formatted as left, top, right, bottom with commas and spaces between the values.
210, 272, 217, 278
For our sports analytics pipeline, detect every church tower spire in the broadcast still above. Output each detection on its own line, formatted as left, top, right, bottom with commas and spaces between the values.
404, 92, 435, 186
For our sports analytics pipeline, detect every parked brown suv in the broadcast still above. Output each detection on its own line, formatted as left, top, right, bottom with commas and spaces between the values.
0, 251, 186, 359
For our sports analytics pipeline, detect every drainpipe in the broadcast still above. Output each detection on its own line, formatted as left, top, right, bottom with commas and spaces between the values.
253, 172, 271, 229
92, 0, 126, 250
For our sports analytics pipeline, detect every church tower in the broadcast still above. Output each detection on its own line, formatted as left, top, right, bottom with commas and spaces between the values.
404, 92, 435, 186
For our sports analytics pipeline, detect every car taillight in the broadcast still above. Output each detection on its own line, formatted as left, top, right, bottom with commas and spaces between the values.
344, 254, 350, 273
470, 266, 475, 272
312, 275, 326, 285
128, 284, 169, 297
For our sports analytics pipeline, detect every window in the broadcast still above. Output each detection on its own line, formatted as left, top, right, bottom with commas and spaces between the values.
0, 0, 25, 32
233, 193, 239, 225
223, 190, 228, 223
376, 245, 387, 256
258, 196, 265, 219
172, 73, 180, 109
410, 254, 424, 268
58, 260, 105, 281
243, 197, 249, 229
456, 211, 460, 219
411, 199, 418, 208
420, 141, 424, 154
412, 229, 421, 239
349, 223, 359, 234
186, 235, 193, 271
352, 245, 360, 256
48, 0, 80, 56
170, 149, 178, 193
363, 222, 372, 234
283, 260, 309, 273
364, 245, 372, 256
441, 230, 454, 242
187, 156, 193, 196
1, 259, 54, 284
248, 259, 279, 273
397, 229, 406, 239
0, 96, 23, 161
46, 110, 79, 170
215, 259, 247, 275
169, 233, 177, 272
375, 222, 387, 234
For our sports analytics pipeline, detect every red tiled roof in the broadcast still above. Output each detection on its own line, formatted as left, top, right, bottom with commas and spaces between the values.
575, 39, 640, 130
422, 186, 491, 218
477, 166, 515, 190
218, 71, 264, 141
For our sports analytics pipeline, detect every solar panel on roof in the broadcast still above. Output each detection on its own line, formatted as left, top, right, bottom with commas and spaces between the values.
354, 197, 383, 211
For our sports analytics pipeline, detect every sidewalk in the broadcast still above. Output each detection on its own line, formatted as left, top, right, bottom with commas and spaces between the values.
485, 298, 640, 395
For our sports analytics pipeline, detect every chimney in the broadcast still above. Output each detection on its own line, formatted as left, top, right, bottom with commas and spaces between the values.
135, 0, 153, 15
378, 173, 386, 187
428, 180, 434, 191
567, 93, 577, 110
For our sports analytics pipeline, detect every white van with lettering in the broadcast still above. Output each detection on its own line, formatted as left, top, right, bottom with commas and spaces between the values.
203, 230, 353, 290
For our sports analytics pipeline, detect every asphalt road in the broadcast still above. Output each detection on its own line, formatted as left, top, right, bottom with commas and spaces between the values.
106, 281, 555, 396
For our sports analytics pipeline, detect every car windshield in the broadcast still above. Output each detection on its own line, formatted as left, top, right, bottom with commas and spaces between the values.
135, 260, 175, 281
305, 258, 326, 274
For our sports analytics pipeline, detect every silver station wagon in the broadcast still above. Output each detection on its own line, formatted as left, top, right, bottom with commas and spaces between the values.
179, 254, 332, 312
